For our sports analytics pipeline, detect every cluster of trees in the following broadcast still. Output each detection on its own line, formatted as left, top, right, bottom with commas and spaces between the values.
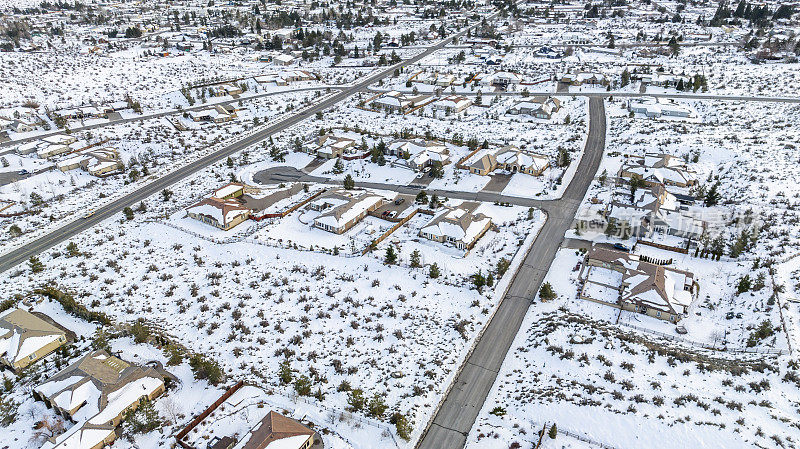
711, 1, 795, 27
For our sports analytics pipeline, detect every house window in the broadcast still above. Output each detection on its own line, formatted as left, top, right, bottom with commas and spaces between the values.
656, 311, 661, 317
29, 353, 36, 360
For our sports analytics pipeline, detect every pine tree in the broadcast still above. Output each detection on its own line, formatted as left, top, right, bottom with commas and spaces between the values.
343, 174, 355, 190
549, 423, 558, 439
385, 246, 398, 265
333, 158, 344, 174
29, 256, 44, 273
410, 250, 421, 268
704, 181, 721, 206
539, 282, 557, 301
429, 263, 440, 279
275, 360, 292, 385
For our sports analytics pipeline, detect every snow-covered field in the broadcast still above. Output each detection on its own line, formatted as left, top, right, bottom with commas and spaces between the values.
466, 249, 800, 449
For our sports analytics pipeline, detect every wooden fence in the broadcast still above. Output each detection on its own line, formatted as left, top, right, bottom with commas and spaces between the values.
174, 380, 245, 448
362, 208, 419, 255
636, 239, 688, 254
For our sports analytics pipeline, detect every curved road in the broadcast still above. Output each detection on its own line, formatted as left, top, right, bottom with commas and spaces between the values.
254, 99, 607, 448
0, 9, 503, 274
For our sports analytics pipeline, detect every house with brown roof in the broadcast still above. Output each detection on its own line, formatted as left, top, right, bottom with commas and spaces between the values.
232, 411, 315, 449
0, 308, 68, 371
419, 204, 492, 250
313, 191, 384, 234
578, 247, 698, 323
305, 134, 356, 159
618, 153, 697, 188
187, 197, 252, 230
467, 146, 549, 176
35, 349, 166, 449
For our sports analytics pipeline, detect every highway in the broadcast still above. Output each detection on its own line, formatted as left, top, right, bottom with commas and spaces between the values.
0, 8, 502, 274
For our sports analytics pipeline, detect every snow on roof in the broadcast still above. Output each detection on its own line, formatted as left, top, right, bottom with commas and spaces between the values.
214, 183, 244, 198
89, 376, 163, 425
35, 375, 85, 398
40, 421, 114, 449
421, 207, 491, 245
187, 198, 250, 226
314, 194, 383, 229
54, 380, 102, 417
264, 435, 313, 449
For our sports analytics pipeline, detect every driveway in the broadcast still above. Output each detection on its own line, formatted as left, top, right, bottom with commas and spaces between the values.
479, 173, 512, 193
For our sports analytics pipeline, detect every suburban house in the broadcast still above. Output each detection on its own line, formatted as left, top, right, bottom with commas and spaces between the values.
618, 153, 697, 188
385, 139, 450, 171
305, 134, 356, 159
187, 197, 252, 230
479, 71, 523, 88
256, 70, 315, 85
273, 54, 295, 65
36, 134, 81, 159
312, 191, 384, 234
432, 95, 472, 114
413, 72, 456, 87
370, 91, 430, 113
231, 411, 316, 449
468, 146, 549, 176
633, 72, 691, 88
419, 205, 492, 250
506, 96, 562, 119
0, 308, 68, 371
494, 146, 549, 175
209, 83, 243, 97
605, 184, 706, 241
578, 247, 698, 323
42, 134, 77, 146
188, 105, 236, 123
57, 147, 123, 177
627, 97, 693, 118
35, 349, 166, 449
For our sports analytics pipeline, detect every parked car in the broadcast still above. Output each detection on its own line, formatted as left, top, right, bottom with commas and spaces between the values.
18, 169, 29, 175
388, 211, 397, 218
612, 243, 630, 252
394, 198, 405, 205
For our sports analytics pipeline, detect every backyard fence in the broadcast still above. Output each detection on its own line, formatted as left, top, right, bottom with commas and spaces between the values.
616, 321, 786, 356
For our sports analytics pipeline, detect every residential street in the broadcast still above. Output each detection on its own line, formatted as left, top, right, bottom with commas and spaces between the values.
254, 98, 607, 449
0, 12, 498, 274
416, 97, 606, 449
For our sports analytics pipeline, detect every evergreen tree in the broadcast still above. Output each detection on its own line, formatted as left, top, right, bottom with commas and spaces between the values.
279, 359, 293, 384
539, 282, 557, 301
429, 263, 440, 279
704, 181, 721, 206
385, 245, 398, 265
410, 250, 421, 268
29, 256, 44, 273
549, 423, 558, 439
343, 174, 355, 190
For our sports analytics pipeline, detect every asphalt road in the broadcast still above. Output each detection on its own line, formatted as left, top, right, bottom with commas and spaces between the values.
0, 86, 345, 153
365, 87, 800, 103
253, 100, 606, 449
0, 12, 498, 274
416, 97, 606, 449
